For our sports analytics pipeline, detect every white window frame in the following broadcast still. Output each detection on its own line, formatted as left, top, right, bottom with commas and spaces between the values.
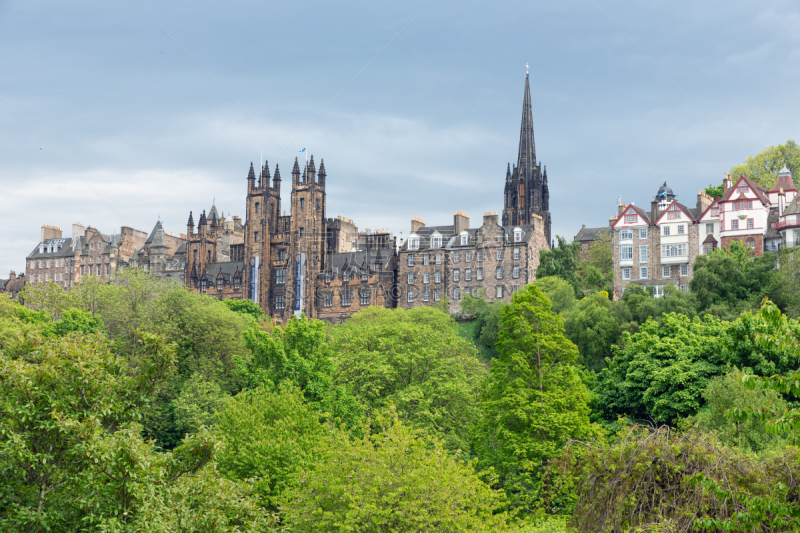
407, 272, 414, 284
680, 264, 689, 276
639, 228, 648, 239
620, 245, 633, 261
662, 265, 670, 278
662, 225, 670, 236
620, 229, 633, 240
621, 267, 631, 280
496, 285, 504, 298
639, 245, 648, 263
639, 266, 648, 279
423, 272, 430, 284
513, 247, 520, 260
706, 223, 714, 235
476, 267, 483, 281
453, 269, 460, 282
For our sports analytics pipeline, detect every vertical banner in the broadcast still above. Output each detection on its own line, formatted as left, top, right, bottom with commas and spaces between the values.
249, 256, 259, 303
293, 253, 305, 316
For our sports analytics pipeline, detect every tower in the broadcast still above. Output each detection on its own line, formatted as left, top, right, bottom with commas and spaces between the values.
502, 73, 551, 244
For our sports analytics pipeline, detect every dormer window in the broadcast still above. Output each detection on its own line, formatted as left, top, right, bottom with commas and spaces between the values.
513, 228, 523, 242
432, 235, 442, 248
343, 270, 350, 282
409, 237, 419, 250
624, 214, 637, 224
217, 279, 223, 290
460, 233, 469, 246
325, 271, 332, 283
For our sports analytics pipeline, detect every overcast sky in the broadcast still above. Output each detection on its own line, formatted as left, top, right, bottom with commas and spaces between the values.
2, 0, 799, 275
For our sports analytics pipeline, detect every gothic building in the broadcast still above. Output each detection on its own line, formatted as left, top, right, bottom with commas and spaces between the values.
503, 73, 552, 245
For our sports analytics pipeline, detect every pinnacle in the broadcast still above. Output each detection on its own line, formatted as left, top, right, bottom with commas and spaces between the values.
309, 155, 316, 172
319, 159, 326, 176
247, 162, 255, 180
293, 157, 300, 173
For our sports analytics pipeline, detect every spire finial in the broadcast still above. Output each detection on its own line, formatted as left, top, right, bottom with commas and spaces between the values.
526, 62, 529, 74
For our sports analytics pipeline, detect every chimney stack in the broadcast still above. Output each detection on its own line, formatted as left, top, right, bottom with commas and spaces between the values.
411, 216, 425, 233
454, 211, 469, 234
40, 224, 62, 242
483, 211, 499, 227
697, 190, 712, 215
723, 173, 732, 192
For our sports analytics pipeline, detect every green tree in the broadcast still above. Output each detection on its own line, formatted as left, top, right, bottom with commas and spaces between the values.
473, 284, 594, 514
563, 292, 620, 372
729, 139, 800, 189
172, 372, 232, 436
282, 416, 507, 533
0, 293, 49, 348
535, 277, 576, 315
216, 384, 326, 510
536, 237, 583, 298
43, 308, 103, 337
329, 306, 487, 452
222, 298, 264, 322
704, 183, 724, 198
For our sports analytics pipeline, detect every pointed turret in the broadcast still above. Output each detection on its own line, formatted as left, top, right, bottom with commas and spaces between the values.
318, 158, 326, 185
262, 160, 271, 189
308, 155, 316, 183
273, 163, 282, 189
151, 227, 169, 249
199, 210, 206, 226
209, 201, 219, 221
292, 157, 301, 185
516, 73, 536, 184
247, 162, 256, 191
187, 211, 194, 227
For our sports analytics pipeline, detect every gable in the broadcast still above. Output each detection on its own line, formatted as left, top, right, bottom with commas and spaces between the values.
612, 205, 648, 228
655, 200, 694, 224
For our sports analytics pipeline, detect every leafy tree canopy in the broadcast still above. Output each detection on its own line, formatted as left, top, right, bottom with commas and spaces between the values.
729, 139, 800, 189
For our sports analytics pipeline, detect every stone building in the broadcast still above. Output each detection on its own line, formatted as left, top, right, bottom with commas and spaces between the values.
0, 271, 26, 299
574, 225, 609, 261
398, 211, 547, 316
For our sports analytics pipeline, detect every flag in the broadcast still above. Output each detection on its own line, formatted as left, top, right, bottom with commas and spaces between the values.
299, 147, 306, 153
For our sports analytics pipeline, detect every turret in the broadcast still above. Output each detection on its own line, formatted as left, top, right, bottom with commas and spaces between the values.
308, 155, 316, 183
187, 211, 194, 236
273, 163, 282, 190
261, 161, 271, 190
247, 162, 256, 191
318, 159, 326, 186
292, 157, 300, 186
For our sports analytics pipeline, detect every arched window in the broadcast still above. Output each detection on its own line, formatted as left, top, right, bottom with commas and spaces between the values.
746, 238, 756, 249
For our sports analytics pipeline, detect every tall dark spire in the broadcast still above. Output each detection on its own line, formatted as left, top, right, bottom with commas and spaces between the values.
516, 73, 536, 182
247, 162, 255, 181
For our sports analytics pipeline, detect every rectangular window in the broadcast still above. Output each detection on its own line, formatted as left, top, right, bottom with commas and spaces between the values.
678, 225, 685, 234
639, 266, 649, 279
360, 290, 370, 306
496, 266, 503, 279
661, 244, 688, 257
465, 269, 472, 281
217, 279, 223, 291
476, 267, 483, 280
341, 289, 351, 306
732, 219, 739, 230
407, 272, 414, 284
706, 223, 714, 234
668, 211, 680, 220
624, 215, 637, 223
466, 251, 472, 262
662, 226, 670, 236
712, 207, 719, 217
300, 198, 305, 209
234, 278, 240, 290
423, 254, 430, 266
106, 265, 110, 276
435, 271, 442, 283
276, 269, 286, 284
46, 259, 50, 268
423, 272, 430, 284
45, 272, 50, 281
747, 218, 754, 229
454, 251, 460, 263
453, 287, 461, 300
639, 228, 648, 239
662, 265, 671, 278
408, 254, 415, 266
435, 253, 442, 265
275, 296, 285, 309
434, 289, 441, 301
681, 284, 689, 292
324, 293, 333, 307
279, 250, 287, 261
620, 245, 633, 260
407, 290, 415, 303
255, 202, 260, 214
639, 245, 648, 263
620, 229, 633, 240
513, 247, 520, 260
496, 249, 503, 261
453, 269, 460, 282
496, 285, 504, 298
680, 264, 689, 276
423, 289, 430, 302
513, 266, 520, 278
737, 185, 749, 194
477, 250, 484, 262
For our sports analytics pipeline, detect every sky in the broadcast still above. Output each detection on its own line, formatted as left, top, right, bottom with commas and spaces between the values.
2, 0, 800, 275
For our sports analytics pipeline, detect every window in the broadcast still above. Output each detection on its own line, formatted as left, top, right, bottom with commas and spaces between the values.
275, 296, 285, 309
706, 223, 714, 234
624, 214, 637, 223
620, 229, 633, 240
39, 260, 43, 268
360, 290, 370, 306
217, 278, 223, 290
279, 250, 286, 261
325, 271, 332, 283
432, 236, 442, 248
668, 211, 680, 220
300, 198, 305, 209
731, 219, 739, 230
299, 228, 305, 237
654, 285, 664, 298
513, 247, 520, 260
409, 238, 419, 250
705, 243, 717, 254
275, 269, 286, 284
465, 269, 472, 281
639, 245, 648, 263
342, 269, 350, 282
435, 271, 442, 283
453, 287, 461, 300
680, 284, 689, 292
747, 218, 754, 229
408, 254, 415, 266
496, 248, 503, 261
234, 277, 240, 290
453, 269, 460, 282
454, 251, 460, 263
423, 289, 430, 302
45, 272, 50, 281
662, 265, 671, 278
200, 279, 207, 292
423, 253, 430, 266
477, 250, 484, 262
639, 228, 648, 239
407, 289, 415, 303
434, 289, 441, 301
362, 269, 368, 281
38, 274, 42, 282
466, 251, 472, 262
476, 267, 483, 280
423, 272, 430, 284
193, 250, 198, 262
661, 244, 687, 257
435, 253, 442, 265
46, 259, 51, 268
496, 285, 504, 298
254, 231, 259, 242
106, 265, 110, 276
677, 225, 685, 234
514, 229, 523, 242
407, 272, 414, 284
513, 266, 520, 279
255, 202, 260, 214
736, 185, 749, 194
639, 267, 649, 279
680, 264, 689, 276
496, 266, 503, 279
746, 238, 756, 249
733, 200, 753, 211
662, 226, 670, 236
711, 206, 720, 217
341, 289, 351, 306
461, 234, 468, 245
324, 293, 333, 307
620, 245, 633, 261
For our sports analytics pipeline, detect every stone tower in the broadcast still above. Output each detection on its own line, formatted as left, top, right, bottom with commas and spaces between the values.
503, 73, 551, 244
243, 161, 282, 307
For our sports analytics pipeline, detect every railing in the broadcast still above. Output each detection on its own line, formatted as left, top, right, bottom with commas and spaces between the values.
776, 217, 800, 230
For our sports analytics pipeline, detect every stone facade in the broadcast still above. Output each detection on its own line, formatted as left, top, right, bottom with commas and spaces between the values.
0, 271, 26, 299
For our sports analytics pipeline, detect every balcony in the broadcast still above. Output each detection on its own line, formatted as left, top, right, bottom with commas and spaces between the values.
776, 216, 800, 230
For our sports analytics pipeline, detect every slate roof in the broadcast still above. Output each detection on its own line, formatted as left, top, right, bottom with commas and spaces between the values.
324, 250, 394, 274
770, 166, 797, 193
722, 175, 769, 205
201, 261, 244, 281
574, 225, 608, 243
27, 238, 75, 259
767, 210, 781, 238
145, 221, 164, 245
702, 234, 718, 244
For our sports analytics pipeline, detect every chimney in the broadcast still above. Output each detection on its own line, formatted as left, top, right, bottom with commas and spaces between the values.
697, 190, 712, 215
72, 223, 86, 241
41, 224, 62, 242
618, 203, 626, 216
454, 211, 469, 234
483, 211, 499, 227
411, 216, 425, 233
651, 197, 659, 222
779, 187, 786, 217
8, 271, 16, 281
233, 216, 242, 226
723, 173, 732, 192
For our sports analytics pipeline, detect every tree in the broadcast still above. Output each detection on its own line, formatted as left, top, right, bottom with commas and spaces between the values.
704, 183, 724, 198
43, 308, 103, 337
172, 372, 232, 436
473, 284, 594, 514
282, 416, 507, 533
329, 306, 487, 453
535, 237, 582, 298
563, 292, 620, 371
222, 298, 264, 322
729, 139, 800, 189
534, 277, 576, 315
216, 384, 326, 510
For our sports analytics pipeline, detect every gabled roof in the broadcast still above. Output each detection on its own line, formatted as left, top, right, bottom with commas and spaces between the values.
654, 200, 697, 225
770, 166, 797, 193
574, 225, 609, 243
201, 261, 243, 281
697, 197, 720, 221
702, 234, 718, 244
612, 204, 651, 228
722, 175, 770, 205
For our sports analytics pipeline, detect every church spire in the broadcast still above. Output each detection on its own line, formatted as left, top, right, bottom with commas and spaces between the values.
516, 73, 536, 181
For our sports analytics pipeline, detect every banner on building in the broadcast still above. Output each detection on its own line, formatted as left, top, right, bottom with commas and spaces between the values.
293, 253, 305, 316
249, 256, 259, 303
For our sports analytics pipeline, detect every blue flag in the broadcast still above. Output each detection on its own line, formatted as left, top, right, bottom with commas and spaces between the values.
299, 147, 306, 153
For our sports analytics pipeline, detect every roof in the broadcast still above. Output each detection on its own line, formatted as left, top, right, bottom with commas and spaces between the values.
324, 250, 394, 274
150, 228, 169, 248
770, 166, 797, 193
201, 261, 243, 281
574, 225, 609, 243
766, 211, 781, 238
656, 182, 675, 198
145, 221, 164, 245
516, 73, 536, 186
613, 204, 652, 228
702, 234, 718, 244
28, 238, 76, 259
722, 175, 769, 205
783, 197, 800, 216
654, 201, 697, 224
